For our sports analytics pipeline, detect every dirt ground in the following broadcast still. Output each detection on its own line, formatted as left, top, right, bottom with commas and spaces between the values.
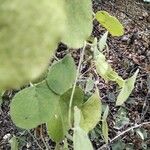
0, 0, 149, 149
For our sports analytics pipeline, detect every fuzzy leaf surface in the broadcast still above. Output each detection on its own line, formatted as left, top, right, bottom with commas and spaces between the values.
0, 0, 66, 89
62, 0, 92, 48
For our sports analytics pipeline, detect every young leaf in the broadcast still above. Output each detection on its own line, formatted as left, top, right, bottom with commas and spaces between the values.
95, 11, 124, 36
116, 69, 139, 106
102, 120, 109, 144
10, 81, 59, 129
102, 105, 109, 121
85, 76, 95, 93
47, 106, 65, 142
99, 31, 108, 51
9, 136, 18, 150
0, 0, 66, 89
61, 87, 84, 109
95, 51, 124, 87
60, 86, 84, 126
80, 90, 102, 132
46, 55, 76, 95
62, 0, 93, 48
74, 107, 93, 150
115, 108, 129, 129
47, 87, 84, 142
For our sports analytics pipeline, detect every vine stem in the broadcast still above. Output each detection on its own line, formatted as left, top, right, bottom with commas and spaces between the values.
99, 121, 150, 150
68, 41, 87, 127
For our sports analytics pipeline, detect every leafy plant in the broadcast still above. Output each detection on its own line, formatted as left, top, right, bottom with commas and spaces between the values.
0, 1, 140, 149
47, 86, 84, 142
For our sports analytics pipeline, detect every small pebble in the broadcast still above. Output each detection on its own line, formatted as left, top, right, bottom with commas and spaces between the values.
3, 133, 11, 140
121, 35, 129, 42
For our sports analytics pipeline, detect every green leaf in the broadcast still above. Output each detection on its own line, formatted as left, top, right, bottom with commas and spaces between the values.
61, 87, 84, 109
9, 136, 18, 150
74, 107, 93, 150
60, 87, 84, 124
80, 90, 102, 132
95, 51, 124, 87
0, 91, 4, 107
47, 105, 65, 142
116, 69, 139, 106
99, 31, 108, 51
95, 11, 124, 36
10, 81, 59, 129
47, 87, 84, 142
102, 105, 109, 121
85, 76, 94, 93
102, 120, 109, 144
46, 55, 76, 95
111, 141, 126, 150
0, 0, 66, 89
115, 108, 129, 129
62, 0, 92, 48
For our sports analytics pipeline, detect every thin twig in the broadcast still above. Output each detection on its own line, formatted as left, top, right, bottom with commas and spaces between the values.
68, 41, 86, 127
140, 89, 150, 122
28, 130, 44, 150
40, 125, 51, 150
99, 121, 150, 150
79, 63, 95, 78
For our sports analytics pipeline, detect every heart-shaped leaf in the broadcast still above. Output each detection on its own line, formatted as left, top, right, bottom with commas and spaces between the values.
10, 81, 59, 129
47, 87, 84, 142
46, 55, 76, 95
80, 90, 101, 132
